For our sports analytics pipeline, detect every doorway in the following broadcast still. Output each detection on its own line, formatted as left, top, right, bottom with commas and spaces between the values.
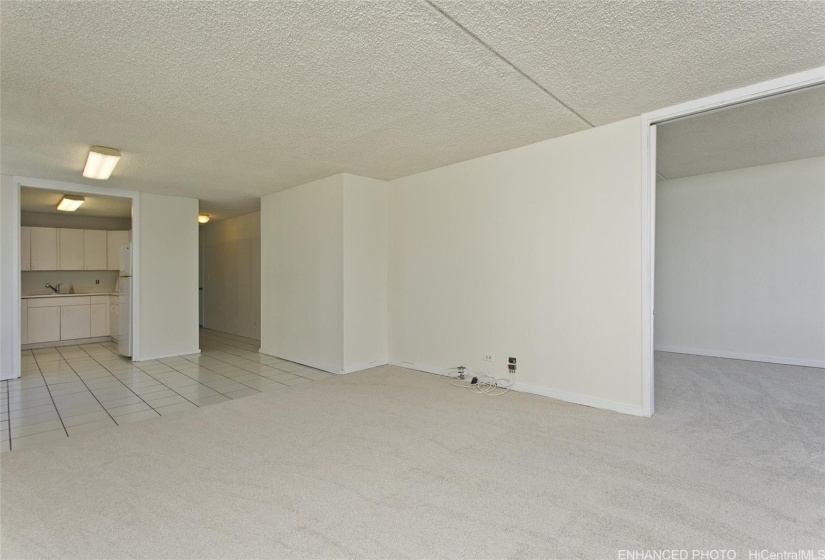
3, 177, 142, 380
641, 67, 825, 415
20, 186, 133, 356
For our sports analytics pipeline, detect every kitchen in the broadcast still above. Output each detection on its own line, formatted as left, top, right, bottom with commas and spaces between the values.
20, 187, 132, 356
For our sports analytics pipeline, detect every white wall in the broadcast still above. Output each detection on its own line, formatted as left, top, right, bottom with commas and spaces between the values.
655, 157, 825, 367
201, 212, 261, 340
343, 174, 388, 371
261, 175, 345, 372
388, 118, 645, 414
138, 192, 200, 360
0, 175, 19, 379
261, 173, 389, 374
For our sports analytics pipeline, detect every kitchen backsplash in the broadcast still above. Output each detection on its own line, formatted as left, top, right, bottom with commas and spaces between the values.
22, 270, 119, 295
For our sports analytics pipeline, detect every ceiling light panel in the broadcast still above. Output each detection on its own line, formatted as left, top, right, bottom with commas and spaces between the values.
83, 146, 121, 180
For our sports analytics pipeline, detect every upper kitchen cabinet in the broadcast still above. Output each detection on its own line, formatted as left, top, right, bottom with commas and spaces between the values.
107, 230, 130, 271
58, 228, 84, 270
20, 226, 31, 271
84, 230, 108, 270
30, 227, 58, 270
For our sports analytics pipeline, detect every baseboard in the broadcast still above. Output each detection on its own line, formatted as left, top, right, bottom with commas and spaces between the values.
343, 360, 388, 374
137, 349, 200, 363
655, 345, 825, 369
258, 348, 341, 375
510, 382, 648, 417
23, 336, 113, 351
389, 360, 648, 417
388, 360, 449, 376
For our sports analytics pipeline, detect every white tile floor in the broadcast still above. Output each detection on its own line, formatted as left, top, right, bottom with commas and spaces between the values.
1, 329, 333, 452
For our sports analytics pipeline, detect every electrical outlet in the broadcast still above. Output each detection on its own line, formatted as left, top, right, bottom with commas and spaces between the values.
483, 353, 494, 362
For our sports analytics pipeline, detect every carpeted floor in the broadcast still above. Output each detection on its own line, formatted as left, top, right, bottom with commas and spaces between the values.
1, 353, 823, 559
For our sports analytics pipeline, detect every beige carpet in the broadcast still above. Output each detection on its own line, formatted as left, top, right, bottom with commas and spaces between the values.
1, 354, 823, 559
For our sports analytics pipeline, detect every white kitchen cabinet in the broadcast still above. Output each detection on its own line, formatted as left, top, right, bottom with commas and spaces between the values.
58, 228, 84, 270
30, 227, 58, 270
84, 230, 108, 270
90, 303, 107, 337
21, 226, 31, 271
28, 306, 60, 343
109, 296, 120, 341
21, 300, 28, 345
60, 305, 91, 340
107, 230, 130, 271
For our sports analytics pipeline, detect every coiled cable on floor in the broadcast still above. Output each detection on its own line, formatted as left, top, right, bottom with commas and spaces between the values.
443, 367, 514, 396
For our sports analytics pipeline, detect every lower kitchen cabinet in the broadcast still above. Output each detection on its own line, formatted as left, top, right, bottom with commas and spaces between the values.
27, 306, 61, 343
24, 295, 116, 345
91, 303, 107, 337
109, 297, 120, 341
61, 305, 91, 340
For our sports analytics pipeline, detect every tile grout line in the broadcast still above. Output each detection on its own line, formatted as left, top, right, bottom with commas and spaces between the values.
91, 342, 245, 409
155, 347, 269, 400
4, 332, 326, 450
57, 346, 133, 428
177, 345, 292, 394
75, 344, 199, 416
87, 342, 242, 408
196, 339, 324, 385
30, 355, 70, 441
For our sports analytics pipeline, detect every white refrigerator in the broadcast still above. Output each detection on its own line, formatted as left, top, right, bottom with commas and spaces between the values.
118, 243, 133, 357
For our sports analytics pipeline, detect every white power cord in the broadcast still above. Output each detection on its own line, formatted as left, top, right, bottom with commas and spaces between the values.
443, 366, 514, 396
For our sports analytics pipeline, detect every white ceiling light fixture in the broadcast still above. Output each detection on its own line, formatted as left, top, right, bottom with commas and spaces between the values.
198, 214, 211, 224
82, 145, 121, 180
56, 195, 85, 212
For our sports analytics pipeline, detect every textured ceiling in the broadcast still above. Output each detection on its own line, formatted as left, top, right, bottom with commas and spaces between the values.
433, 0, 825, 125
2, 1, 824, 219
20, 187, 132, 218
657, 85, 825, 179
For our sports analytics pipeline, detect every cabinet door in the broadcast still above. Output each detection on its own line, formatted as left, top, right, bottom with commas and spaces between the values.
109, 299, 120, 340
84, 230, 108, 270
90, 303, 107, 337
20, 227, 31, 271
30, 227, 58, 270
58, 229, 84, 270
28, 306, 60, 343
60, 305, 91, 340
107, 231, 130, 271
21, 300, 28, 345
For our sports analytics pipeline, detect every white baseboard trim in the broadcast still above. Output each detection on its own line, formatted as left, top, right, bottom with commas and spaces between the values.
389, 360, 648, 417
343, 360, 388, 374
137, 349, 200, 363
23, 336, 112, 351
388, 360, 450, 376
510, 382, 648, 417
655, 346, 825, 369
258, 348, 341, 375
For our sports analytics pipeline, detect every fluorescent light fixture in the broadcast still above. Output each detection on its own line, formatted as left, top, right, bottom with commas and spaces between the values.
198, 214, 211, 224
57, 195, 85, 212
82, 145, 121, 179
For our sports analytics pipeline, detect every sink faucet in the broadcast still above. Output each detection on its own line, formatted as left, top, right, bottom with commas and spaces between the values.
45, 283, 62, 294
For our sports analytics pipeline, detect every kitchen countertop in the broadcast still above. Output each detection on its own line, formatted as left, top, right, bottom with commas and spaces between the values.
22, 293, 118, 299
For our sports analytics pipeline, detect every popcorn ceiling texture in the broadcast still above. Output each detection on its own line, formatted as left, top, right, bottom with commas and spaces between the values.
657, 84, 825, 179
1, 1, 823, 217
436, 0, 825, 124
